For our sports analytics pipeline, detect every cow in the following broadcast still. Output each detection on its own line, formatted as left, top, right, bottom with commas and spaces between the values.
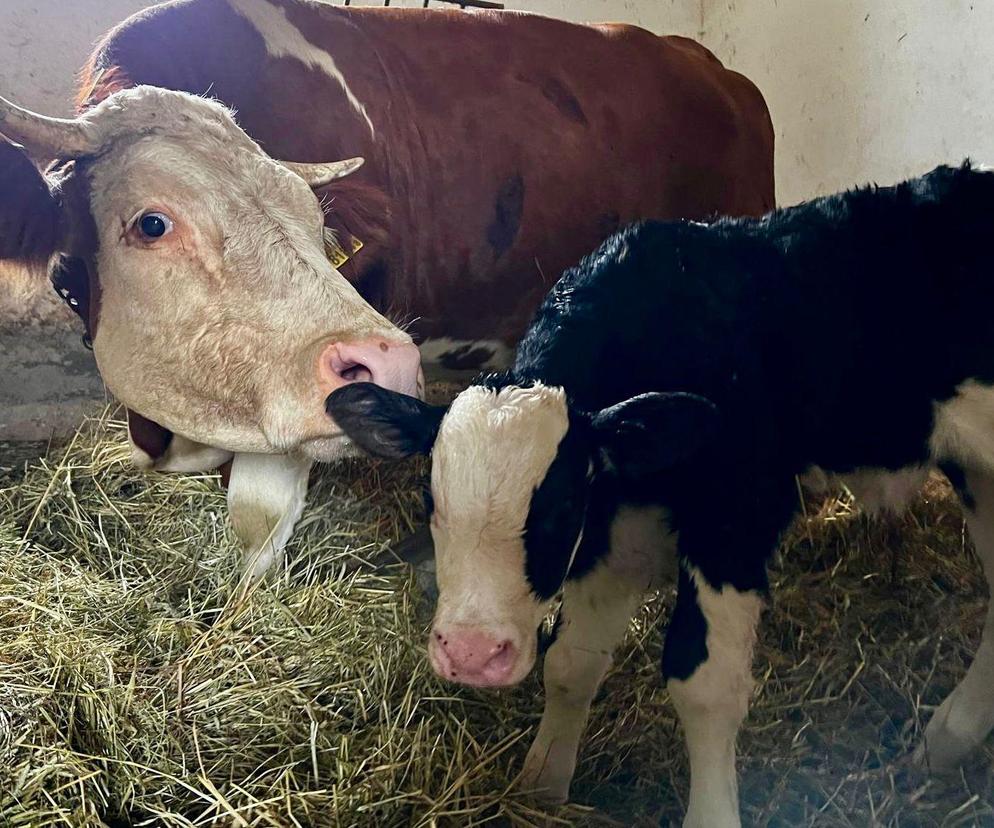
0, 0, 773, 577
326, 163, 994, 827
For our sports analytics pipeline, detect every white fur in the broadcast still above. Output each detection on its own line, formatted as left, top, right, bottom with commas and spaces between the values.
522, 506, 676, 802
80, 86, 406, 458
930, 380, 994, 473
915, 468, 994, 769
668, 566, 763, 828
226, 452, 312, 583
129, 432, 233, 474
802, 465, 929, 514
430, 383, 568, 681
227, 0, 376, 138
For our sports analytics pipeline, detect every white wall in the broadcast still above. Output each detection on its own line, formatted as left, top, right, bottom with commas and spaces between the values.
0, 1, 156, 117
700, 0, 994, 205
2, 0, 993, 205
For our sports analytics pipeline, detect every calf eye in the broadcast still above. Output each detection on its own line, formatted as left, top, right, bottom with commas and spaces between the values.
138, 212, 173, 240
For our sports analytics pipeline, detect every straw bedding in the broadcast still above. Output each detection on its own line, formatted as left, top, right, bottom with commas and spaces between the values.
1, 408, 992, 826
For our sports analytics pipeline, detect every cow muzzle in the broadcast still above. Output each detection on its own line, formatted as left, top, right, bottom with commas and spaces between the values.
428, 624, 533, 688
318, 337, 423, 401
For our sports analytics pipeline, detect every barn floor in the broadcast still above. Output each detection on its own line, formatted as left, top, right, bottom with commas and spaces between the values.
1, 407, 993, 827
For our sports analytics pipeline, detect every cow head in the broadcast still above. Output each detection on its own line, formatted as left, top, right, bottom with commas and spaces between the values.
327, 381, 719, 688
0, 86, 421, 460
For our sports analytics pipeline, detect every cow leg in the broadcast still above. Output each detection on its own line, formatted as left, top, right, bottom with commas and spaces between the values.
128, 411, 233, 473
664, 563, 765, 828
520, 565, 645, 802
522, 506, 675, 803
915, 466, 994, 770
227, 453, 312, 582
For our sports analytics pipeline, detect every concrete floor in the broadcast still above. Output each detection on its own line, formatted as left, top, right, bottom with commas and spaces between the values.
1, 269, 106, 442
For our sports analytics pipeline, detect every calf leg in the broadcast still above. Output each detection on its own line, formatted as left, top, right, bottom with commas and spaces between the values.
522, 505, 675, 802
227, 453, 312, 582
664, 565, 764, 828
520, 562, 648, 803
915, 467, 994, 770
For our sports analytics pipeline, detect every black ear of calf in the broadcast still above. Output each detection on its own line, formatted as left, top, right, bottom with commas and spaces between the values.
326, 382, 447, 460
592, 391, 720, 476
0, 136, 63, 263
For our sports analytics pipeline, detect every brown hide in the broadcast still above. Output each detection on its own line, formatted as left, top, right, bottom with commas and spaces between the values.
80, 0, 774, 341
73, 0, 774, 460
0, 136, 62, 264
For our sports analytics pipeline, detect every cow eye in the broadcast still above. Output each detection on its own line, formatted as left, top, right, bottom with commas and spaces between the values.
138, 212, 173, 239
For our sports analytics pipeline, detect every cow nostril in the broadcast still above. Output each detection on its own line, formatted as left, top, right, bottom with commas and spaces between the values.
338, 361, 373, 383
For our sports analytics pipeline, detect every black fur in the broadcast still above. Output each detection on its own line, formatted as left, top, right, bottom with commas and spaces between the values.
523, 414, 591, 600
326, 383, 445, 460
330, 163, 994, 681
494, 162, 994, 677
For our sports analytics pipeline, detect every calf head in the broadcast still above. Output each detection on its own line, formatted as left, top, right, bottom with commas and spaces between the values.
328, 381, 719, 688
0, 87, 420, 460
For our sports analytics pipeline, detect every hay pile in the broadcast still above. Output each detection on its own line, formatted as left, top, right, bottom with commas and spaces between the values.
1, 409, 993, 826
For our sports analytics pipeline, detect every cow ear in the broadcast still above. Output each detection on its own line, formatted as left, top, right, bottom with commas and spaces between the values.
591, 392, 720, 476
316, 177, 393, 284
0, 136, 63, 264
326, 383, 447, 460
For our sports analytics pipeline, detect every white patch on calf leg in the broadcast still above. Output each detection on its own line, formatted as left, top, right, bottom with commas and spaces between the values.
667, 567, 762, 828
522, 507, 675, 802
521, 565, 646, 802
915, 468, 994, 770
227, 452, 312, 582
930, 381, 994, 476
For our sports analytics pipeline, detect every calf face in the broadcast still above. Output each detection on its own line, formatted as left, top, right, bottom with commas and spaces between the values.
0, 87, 421, 460
327, 381, 718, 687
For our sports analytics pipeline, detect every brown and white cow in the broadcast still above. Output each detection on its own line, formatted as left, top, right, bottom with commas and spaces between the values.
0, 0, 774, 577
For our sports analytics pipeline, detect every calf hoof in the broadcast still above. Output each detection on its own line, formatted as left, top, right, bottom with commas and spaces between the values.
912, 729, 977, 772
683, 810, 741, 828
913, 703, 985, 772
520, 740, 575, 805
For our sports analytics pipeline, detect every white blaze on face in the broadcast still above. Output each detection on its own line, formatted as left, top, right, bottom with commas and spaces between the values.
430, 383, 570, 674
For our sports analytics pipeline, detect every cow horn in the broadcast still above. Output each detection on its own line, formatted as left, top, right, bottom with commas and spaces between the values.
281, 156, 365, 187
0, 95, 97, 158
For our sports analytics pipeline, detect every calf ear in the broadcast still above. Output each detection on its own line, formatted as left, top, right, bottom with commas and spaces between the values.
326, 383, 447, 460
0, 136, 63, 263
592, 392, 720, 476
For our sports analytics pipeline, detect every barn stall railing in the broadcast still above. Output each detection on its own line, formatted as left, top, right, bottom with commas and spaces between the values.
342, 0, 505, 8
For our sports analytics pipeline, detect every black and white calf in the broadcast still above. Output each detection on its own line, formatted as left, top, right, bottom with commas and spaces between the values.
328, 163, 994, 827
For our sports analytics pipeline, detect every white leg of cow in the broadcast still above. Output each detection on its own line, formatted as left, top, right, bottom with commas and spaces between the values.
521, 563, 646, 803
227, 452, 312, 582
915, 468, 994, 770
130, 430, 234, 473
666, 567, 762, 828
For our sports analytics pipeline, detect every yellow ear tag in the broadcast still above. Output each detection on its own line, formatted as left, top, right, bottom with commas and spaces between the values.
324, 230, 365, 268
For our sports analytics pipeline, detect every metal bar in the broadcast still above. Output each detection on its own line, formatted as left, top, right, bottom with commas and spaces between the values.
428, 0, 506, 7
341, 0, 506, 11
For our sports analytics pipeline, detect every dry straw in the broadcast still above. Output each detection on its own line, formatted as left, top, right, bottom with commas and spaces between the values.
1, 407, 992, 826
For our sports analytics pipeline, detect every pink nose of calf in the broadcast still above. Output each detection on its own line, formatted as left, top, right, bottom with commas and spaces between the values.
319, 337, 422, 399
430, 629, 518, 687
